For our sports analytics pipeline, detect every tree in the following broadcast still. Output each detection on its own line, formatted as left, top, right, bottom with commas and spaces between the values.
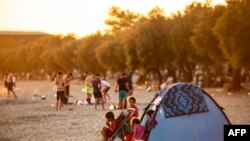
120, 30, 140, 71
214, 0, 250, 91
99, 6, 140, 72
26, 35, 64, 71
169, 3, 207, 82
74, 32, 105, 73
129, 7, 173, 84
95, 34, 126, 72
53, 35, 78, 71
191, 5, 226, 65
105, 6, 139, 33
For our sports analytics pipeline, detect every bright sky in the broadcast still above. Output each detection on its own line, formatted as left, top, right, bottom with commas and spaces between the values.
0, 0, 226, 37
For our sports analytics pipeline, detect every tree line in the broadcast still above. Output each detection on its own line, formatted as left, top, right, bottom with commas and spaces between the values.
0, 0, 249, 91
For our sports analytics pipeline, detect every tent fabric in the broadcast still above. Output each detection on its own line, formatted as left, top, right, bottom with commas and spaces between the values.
162, 83, 209, 118
140, 82, 230, 141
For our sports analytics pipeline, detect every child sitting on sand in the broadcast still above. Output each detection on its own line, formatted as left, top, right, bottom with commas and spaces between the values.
101, 111, 119, 141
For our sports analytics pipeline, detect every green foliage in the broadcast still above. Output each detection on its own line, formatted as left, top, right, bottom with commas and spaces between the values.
0, 2, 249, 89
121, 29, 140, 71
95, 34, 126, 72
74, 33, 105, 73
105, 6, 139, 33
53, 35, 78, 71
214, 0, 250, 67
191, 5, 226, 65
214, 0, 250, 91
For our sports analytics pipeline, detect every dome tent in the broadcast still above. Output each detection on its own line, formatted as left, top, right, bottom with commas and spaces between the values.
141, 82, 230, 141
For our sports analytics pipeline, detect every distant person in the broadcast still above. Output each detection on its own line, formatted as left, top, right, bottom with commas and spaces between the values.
6, 72, 17, 100
63, 72, 73, 105
83, 73, 93, 104
54, 72, 65, 111
101, 79, 111, 103
92, 73, 104, 110
127, 73, 134, 96
115, 72, 129, 109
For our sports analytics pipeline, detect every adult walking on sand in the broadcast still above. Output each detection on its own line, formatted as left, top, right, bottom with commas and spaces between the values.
115, 72, 129, 109
6, 72, 17, 100
92, 73, 104, 110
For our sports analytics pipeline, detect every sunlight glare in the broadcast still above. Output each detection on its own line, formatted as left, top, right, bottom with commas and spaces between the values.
0, 0, 226, 37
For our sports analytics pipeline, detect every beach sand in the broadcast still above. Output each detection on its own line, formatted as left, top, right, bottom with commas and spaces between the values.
0, 80, 249, 141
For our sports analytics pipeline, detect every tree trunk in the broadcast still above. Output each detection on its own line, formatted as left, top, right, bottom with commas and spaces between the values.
181, 65, 193, 82
156, 69, 163, 85
231, 67, 241, 92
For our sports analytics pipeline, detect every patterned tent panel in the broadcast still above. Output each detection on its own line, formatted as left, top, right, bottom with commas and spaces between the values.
162, 83, 209, 118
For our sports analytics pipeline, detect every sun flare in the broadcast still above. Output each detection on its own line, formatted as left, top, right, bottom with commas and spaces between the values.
0, 0, 226, 37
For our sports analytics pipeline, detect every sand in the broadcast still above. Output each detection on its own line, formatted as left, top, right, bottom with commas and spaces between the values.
0, 80, 250, 141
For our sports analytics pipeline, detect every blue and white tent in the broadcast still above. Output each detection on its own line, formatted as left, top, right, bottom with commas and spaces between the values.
141, 82, 230, 141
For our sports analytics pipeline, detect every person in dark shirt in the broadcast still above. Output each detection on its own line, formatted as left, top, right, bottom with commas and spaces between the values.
115, 72, 129, 109
127, 72, 134, 96
92, 73, 104, 110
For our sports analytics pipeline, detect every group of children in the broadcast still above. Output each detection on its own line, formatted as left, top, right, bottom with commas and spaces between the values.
101, 96, 157, 141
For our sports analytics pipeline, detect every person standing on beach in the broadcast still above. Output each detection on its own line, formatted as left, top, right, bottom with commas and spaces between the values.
127, 73, 134, 96
54, 72, 65, 111
101, 79, 111, 103
115, 72, 129, 109
62, 72, 73, 105
6, 72, 17, 100
92, 73, 104, 110
83, 73, 93, 104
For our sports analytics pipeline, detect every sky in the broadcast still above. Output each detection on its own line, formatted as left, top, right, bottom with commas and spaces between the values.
0, 0, 226, 38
